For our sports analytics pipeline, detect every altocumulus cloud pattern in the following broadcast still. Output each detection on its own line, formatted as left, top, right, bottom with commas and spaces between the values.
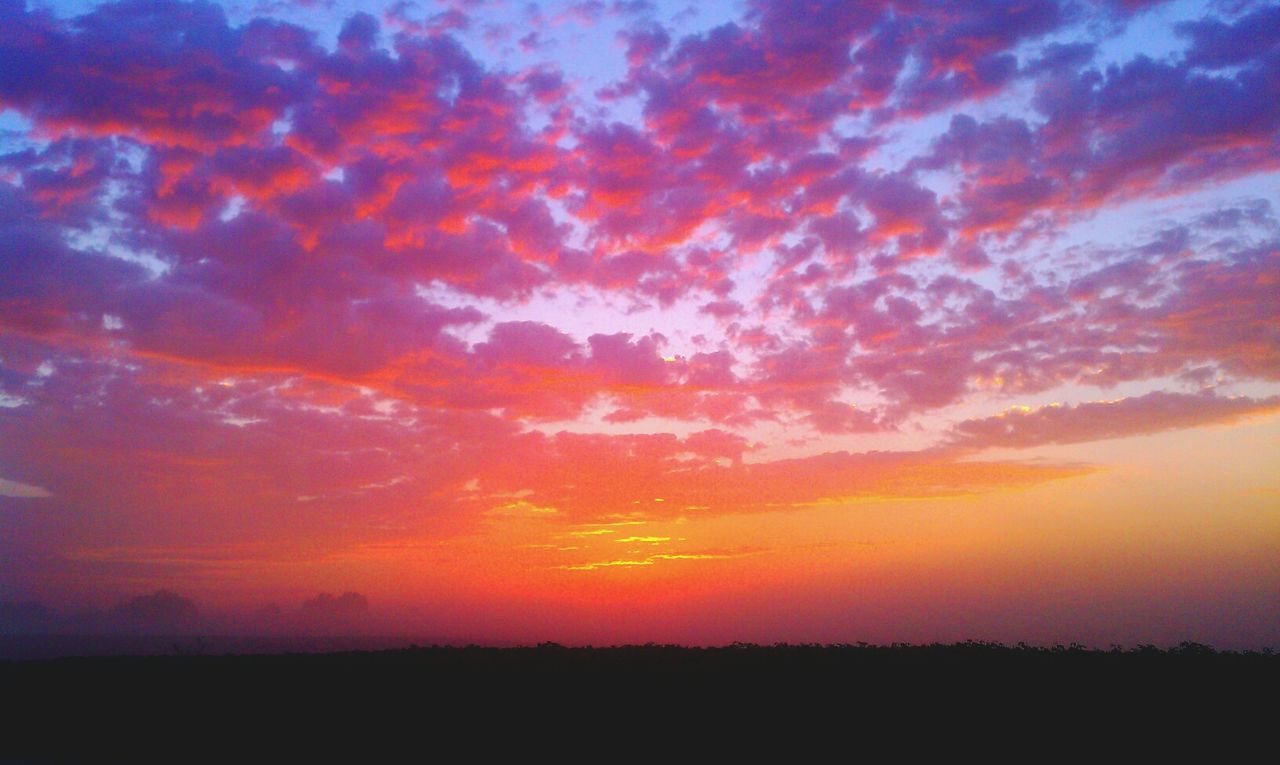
0, 0, 1277, 647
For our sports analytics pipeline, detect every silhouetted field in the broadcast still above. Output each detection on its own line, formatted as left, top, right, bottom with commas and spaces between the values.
3, 642, 1275, 759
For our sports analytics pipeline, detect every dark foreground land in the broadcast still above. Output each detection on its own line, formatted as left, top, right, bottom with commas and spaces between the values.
3, 642, 1276, 759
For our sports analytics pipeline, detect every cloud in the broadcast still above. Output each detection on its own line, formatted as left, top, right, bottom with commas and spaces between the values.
949, 392, 1280, 450
461, 430, 1090, 521
299, 592, 370, 623
0, 599, 52, 631
0, 0, 1277, 615
1177, 4, 1280, 69
0, 477, 52, 498
2, 0, 1277, 427
108, 590, 200, 624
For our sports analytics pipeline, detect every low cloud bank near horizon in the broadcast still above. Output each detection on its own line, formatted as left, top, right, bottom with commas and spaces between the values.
0, 590, 380, 638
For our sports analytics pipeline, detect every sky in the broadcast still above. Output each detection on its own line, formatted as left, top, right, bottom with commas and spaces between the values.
0, 0, 1277, 648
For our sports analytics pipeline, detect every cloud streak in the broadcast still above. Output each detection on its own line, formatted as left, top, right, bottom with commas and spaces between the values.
949, 392, 1280, 450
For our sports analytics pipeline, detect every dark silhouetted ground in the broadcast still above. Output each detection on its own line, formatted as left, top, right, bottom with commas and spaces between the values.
2, 641, 1274, 760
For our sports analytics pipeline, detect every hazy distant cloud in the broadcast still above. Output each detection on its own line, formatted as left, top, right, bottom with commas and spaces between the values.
299, 592, 369, 622
949, 392, 1280, 450
108, 590, 200, 624
0, 599, 52, 631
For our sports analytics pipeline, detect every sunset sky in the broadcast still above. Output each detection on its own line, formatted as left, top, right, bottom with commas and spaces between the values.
1, 0, 1277, 648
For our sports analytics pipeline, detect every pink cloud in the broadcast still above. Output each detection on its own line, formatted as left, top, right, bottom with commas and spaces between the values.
1, 0, 1278, 633
949, 391, 1280, 449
